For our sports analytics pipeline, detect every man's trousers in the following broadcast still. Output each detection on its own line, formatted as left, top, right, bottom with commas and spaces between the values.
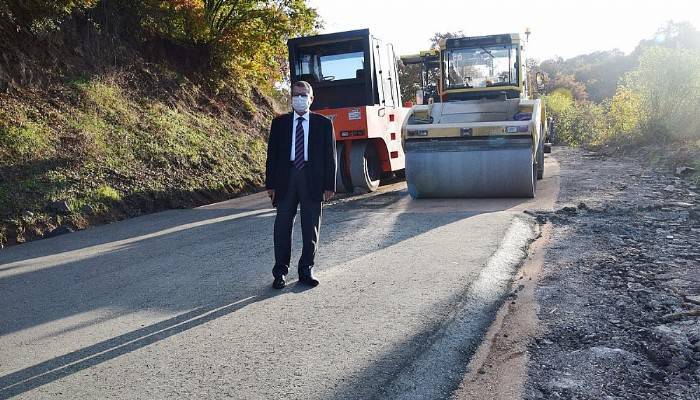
272, 166, 322, 278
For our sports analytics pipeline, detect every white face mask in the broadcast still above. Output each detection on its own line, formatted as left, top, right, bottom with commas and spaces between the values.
292, 95, 311, 113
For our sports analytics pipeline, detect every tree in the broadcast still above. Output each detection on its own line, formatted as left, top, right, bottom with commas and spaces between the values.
136, 0, 319, 86
429, 31, 464, 49
634, 21, 700, 54
539, 51, 634, 102
545, 73, 588, 101
627, 46, 700, 141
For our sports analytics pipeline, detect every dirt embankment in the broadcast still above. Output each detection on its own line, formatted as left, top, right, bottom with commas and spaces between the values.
525, 148, 699, 399
0, 17, 280, 248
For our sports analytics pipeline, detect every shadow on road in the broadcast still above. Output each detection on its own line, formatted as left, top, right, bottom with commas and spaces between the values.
0, 283, 314, 398
0, 185, 540, 397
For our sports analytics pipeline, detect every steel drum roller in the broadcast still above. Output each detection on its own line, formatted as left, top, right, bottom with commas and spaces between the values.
404, 138, 535, 198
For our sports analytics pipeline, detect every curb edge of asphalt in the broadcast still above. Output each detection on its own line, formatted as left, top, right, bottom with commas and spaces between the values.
381, 214, 540, 399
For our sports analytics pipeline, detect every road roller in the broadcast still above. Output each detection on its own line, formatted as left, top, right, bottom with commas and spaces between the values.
287, 29, 408, 193
401, 33, 547, 198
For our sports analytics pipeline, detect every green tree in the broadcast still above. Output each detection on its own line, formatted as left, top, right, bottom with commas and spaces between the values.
607, 86, 642, 139
544, 90, 574, 120
627, 46, 700, 141
634, 21, 700, 54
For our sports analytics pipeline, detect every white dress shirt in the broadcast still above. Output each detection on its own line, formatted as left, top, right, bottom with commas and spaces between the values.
290, 111, 310, 161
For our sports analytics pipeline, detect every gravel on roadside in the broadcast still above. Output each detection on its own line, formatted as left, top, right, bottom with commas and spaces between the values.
525, 147, 700, 399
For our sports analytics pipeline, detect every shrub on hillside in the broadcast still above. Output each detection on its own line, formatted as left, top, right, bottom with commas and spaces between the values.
555, 101, 608, 147
544, 90, 574, 121
628, 46, 700, 142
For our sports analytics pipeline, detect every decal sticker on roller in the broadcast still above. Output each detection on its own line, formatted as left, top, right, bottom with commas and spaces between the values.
348, 108, 361, 120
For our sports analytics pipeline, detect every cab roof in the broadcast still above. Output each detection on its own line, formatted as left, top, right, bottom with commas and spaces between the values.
287, 28, 371, 47
444, 33, 521, 49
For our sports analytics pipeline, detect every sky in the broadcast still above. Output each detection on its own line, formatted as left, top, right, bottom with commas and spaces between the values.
306, 0, 700, 61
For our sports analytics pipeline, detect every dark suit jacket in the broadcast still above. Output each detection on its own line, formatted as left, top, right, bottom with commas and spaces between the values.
265, 112, 336, 202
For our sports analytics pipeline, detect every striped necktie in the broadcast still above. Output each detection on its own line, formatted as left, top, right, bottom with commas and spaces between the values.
294, 116, 305, 170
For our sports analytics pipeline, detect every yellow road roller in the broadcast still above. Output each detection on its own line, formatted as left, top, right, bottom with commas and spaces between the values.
401, 33, 546, 198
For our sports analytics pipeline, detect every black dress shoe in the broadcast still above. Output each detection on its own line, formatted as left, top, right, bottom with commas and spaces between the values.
298, 266, 319, 287
272, 275, 286, 289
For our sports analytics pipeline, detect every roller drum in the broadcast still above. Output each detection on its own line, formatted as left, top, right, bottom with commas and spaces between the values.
404, 138, 535, 198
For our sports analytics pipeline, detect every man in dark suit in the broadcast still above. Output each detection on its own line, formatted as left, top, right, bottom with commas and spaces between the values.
265, 80, 336, 289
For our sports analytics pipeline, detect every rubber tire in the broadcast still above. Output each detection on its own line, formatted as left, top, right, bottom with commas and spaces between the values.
349, 141, 381, 193
335, 142, 352, 193
544, 143, 552, 154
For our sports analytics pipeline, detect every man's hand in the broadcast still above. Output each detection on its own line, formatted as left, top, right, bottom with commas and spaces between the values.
267, 189, 275, 205
323, 190, 334, 202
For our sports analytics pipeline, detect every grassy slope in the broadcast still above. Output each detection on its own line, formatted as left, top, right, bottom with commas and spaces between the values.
0, 58, 277, 247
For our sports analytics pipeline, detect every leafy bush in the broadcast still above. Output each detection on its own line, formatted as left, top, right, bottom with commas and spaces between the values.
598, 85, 644, 146
544, 90, 574, 121
92, 185, 121, 202
2, 1, 319, 89
555, 101, 609, 147
627, 47, 700, 142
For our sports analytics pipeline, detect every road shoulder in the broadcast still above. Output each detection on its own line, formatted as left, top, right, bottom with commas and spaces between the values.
451, 224, 550, 400
453, 147, 700, 399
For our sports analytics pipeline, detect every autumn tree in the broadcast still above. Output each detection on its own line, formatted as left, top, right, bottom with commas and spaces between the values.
137, 0, 319, 86
545, 73, 588, 102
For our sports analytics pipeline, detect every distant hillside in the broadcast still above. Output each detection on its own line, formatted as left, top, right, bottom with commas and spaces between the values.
538, 21, 700, 102
0, 1, 318, 247
539, 21, 700, 180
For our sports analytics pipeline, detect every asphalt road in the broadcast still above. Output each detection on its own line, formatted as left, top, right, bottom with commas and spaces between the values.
0, 157, 559, 399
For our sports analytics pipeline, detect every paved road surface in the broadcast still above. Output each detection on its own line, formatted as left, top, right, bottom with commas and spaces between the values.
0, 157, 559, 399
